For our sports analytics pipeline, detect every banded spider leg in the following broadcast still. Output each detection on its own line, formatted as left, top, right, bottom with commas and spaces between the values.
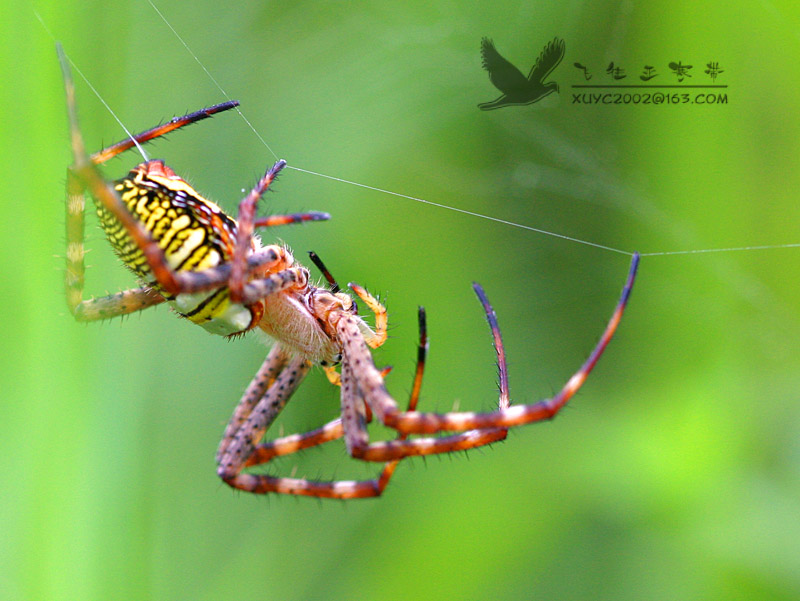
332, 254, 639, 463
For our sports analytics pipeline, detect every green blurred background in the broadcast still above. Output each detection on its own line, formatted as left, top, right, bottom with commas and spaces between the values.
3, 1, 800, 599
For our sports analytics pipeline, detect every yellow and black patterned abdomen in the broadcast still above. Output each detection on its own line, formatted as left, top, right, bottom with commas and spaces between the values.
94, 160, 255, 336
98, 160, 239, 282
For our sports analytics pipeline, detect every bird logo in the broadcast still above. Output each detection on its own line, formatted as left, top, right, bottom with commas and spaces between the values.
478, 37, 566, 110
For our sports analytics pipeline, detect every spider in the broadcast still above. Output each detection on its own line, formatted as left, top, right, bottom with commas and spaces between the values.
58, 44, 640, 499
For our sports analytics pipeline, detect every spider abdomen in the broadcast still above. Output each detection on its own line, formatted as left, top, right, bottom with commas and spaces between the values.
103, 160, 237, 279
100, 160, 258, 335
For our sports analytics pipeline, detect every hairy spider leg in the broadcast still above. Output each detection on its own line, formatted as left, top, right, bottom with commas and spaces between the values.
373, 306, 438, 489
216, 343, 290, 463
89, 101, 241, 165
228, 160, 290, 304
332, 254, 638, 462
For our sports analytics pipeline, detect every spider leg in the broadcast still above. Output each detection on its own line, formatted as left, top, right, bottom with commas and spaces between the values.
369, 307, 436, 486
216, 357, 390, 499
224, 467, 391, 499
226, 163, 335, 304
254, 212, 330, 228
59, 47, 177, 311
339, 306, 509, 461
71, 287, 167, 322
228, 160, 288, 303
143, 249, 286, 295
245, 417, 345, 466
239, 266, 310, 306
217, 355, 310, 481
228, 415, 403, 500
243, 364, 393, 465
227, 311, 430, 498
347, 420, 511, 461
90, 102, 240, 165
340, 358, 370, 454
68, 260, 306, 325
368, 303, 510, 464
336, 254, 638, 461
220, 158, 334, 305
65, 167, 167, 320
216, 343, 289, 462
59, 44, 255, 301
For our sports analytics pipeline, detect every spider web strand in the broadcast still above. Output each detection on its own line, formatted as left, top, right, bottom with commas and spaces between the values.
146, 0, 280, 161
640, 243, 800, 257
288, 166, 634, 256
34, 7, 150, 161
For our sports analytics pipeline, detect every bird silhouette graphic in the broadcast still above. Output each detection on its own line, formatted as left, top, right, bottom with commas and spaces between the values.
478, 37, 566, 110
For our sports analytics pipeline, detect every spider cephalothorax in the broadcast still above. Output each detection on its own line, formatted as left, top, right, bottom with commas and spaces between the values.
59, 43, 639, 499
